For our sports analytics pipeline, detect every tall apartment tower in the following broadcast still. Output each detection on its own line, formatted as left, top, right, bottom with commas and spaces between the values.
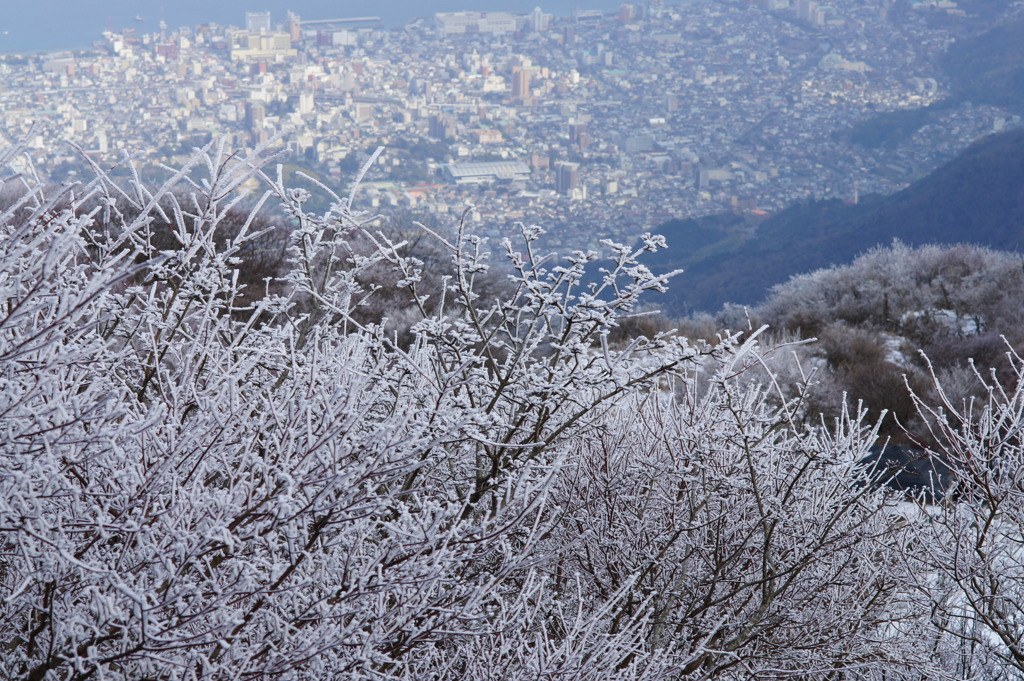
555, 161, 580, 194
245, 101, 266, 132
796, 0, 824, 26
511, 66, 531, 101
569, 120, 591, 149
530, 7, 548, 32
429, 114, 457, 140
287, 11, 302, 42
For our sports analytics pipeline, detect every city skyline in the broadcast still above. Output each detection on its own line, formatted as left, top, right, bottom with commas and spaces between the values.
3, 0, 1013, 269
0, 0, 631, 54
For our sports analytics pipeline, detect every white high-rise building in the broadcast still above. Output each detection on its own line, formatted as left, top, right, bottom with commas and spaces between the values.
246, 11, 272, 34
530, 7, 549, 32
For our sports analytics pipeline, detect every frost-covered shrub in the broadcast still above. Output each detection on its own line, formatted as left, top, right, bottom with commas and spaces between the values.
1, 139, 1015, 681
909, 349, 1024, 681
759, 241, 1024, 341
547, 347, 930, 679
0, 140, 713, 680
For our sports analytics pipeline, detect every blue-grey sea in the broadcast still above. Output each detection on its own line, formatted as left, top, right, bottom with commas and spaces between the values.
1, 1, 630, 54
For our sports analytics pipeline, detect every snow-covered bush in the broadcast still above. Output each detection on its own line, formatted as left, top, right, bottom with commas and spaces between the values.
0, 139, 1007, 680
546, 346, 931, 679
909, 350, 1024, 680
0, 140, 700, 680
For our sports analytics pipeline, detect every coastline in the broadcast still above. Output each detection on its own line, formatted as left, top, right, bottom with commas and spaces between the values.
0, 0, 631, 56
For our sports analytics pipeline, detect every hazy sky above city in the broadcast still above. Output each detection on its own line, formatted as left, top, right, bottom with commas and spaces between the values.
1, 1, 628, 53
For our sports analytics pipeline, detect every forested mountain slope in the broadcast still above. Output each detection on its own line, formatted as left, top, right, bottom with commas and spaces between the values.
644, 128, 1024, 313
940, 14, 1024, 113
840, 12, 1024, 149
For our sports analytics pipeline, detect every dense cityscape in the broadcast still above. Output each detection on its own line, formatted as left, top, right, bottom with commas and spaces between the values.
1, 0, 1020, 249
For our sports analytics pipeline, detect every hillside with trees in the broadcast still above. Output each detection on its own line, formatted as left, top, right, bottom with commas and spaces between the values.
728, 242, 1024, 444
4, 140, 1024, 680
837, 10, 1024, 150
940, 14, 1024, 113
643, 127, 1024, 313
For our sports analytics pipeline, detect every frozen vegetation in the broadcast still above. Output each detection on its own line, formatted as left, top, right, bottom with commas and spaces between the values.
2, 139, 1024, 680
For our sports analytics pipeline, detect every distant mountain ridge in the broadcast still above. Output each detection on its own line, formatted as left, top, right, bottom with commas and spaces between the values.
838, 14, 1024, 149
644, 127, 1024, 314
941, 15, 1024, 114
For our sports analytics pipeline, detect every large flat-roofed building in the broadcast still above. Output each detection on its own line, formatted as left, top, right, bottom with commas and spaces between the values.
435, 12, 527, 38
229, 31, 298, 60
442, 160, 531, 185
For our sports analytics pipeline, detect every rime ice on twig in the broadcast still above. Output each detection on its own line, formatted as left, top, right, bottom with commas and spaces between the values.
1, 138, 1017, 681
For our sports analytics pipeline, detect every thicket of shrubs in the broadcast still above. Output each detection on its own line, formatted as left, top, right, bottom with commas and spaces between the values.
676, 241, 1024, 443
2, 139, 1024, 680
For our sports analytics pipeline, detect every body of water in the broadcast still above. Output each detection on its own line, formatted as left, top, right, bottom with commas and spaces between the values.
1, 1, 629, 54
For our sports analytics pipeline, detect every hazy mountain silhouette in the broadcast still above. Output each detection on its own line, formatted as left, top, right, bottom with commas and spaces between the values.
941, 15, 1024, 113
838, 14, 1024, 149
644, 128, 1024, 314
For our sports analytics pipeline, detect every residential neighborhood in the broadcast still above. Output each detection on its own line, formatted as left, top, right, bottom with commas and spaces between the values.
1, 0, 1018, 250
